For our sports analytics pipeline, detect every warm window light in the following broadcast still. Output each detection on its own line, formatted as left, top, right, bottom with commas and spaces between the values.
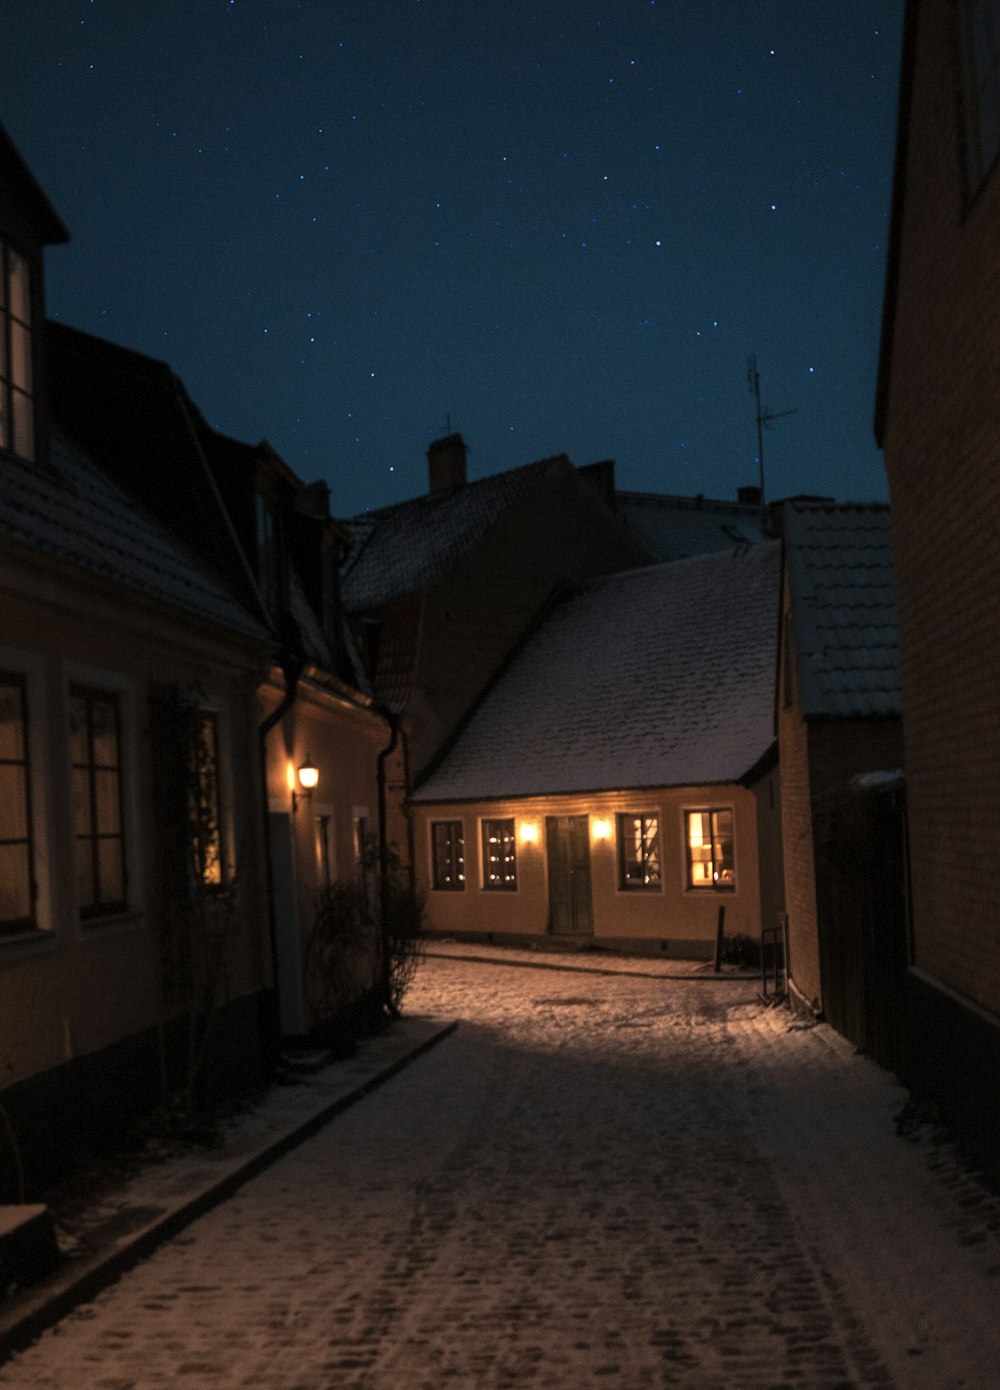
518, 820, 540, 845
591, 817, 613, 842
292, 759, 319, 812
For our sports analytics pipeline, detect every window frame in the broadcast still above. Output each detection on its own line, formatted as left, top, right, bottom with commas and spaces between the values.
0, 240, 36, 463
431, 818, 466, 892
189, 706, 228, 891
616, 812, 663, 891
69, 683, 130, 920
961, 0, 1000, 196
684, 807, 737, 892
481, 817, 517, 891
0, 671, 37, 934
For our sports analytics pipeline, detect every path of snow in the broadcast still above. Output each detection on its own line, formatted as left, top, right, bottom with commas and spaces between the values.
0, 950, 997, 1389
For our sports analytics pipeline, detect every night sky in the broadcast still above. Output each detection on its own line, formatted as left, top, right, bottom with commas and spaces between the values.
3, 2, 902, 516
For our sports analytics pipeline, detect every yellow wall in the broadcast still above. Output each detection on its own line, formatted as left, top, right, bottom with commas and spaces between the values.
0, 563, 271, 1087
412, 784, 765, 954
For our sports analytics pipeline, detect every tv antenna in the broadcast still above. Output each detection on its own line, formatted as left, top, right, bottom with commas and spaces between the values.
747, 355, 797, 506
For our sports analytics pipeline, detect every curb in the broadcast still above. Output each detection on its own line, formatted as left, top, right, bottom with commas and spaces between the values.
423, 948, 760, 983
0, 1018, 458, 1364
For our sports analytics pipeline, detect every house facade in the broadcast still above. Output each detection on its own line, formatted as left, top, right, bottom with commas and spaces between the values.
410, 544, 784, 954
0, 425, 275, 1195
876, 0, 1000, 1175
776, 502, 903, 1016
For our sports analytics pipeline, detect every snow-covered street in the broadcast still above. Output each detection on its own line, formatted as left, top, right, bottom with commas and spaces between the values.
2, 948, 999, 1389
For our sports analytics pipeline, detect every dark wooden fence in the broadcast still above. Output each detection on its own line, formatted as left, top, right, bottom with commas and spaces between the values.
813, 773, 910, 1074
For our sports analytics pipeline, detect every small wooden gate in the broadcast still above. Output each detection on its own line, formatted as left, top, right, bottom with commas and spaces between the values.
814, 774, 910, 1074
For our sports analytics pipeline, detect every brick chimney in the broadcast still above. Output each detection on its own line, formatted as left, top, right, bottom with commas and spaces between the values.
427, 432, 467, 494
737, 485, 763, 506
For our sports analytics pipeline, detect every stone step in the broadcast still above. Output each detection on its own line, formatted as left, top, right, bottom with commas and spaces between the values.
0, 1205, 60, 1292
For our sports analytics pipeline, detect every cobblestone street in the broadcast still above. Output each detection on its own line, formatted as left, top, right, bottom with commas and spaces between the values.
2, 950, 999, 1389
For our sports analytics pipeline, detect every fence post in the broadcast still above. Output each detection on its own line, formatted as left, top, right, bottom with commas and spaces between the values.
713, 904, 726, 973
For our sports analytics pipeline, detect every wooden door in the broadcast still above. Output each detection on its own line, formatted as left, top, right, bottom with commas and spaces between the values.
546, 815, 594, 937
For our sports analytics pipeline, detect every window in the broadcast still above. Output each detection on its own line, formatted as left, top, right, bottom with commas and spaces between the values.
431, 820, 465, 890
481, 818, 516, 890
0, 673, 36, 933
190, 709, 225, 888
70, 687, 127, 917
963, 0, 1000, 190
685, 808, 735, 890
617, 813, 661, 889
0, 242, 35, 462
315, 814, 334, 893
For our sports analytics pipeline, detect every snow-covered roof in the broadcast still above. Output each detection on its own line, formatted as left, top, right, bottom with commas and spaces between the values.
341, 456, 568, 612
784, 501, 899, 720
412, 541, 781, 802
0, 434, 268, 640
617, 490, 768, 561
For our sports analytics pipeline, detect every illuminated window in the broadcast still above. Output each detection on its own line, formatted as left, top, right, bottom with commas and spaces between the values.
0, 242, 35, 462
0, 673, 36, 933
685, 808, 735, 890
431, 820, 465, 890
481, 817, 516, 890
70, 687, 127, 917
190, 709, 225, 889
617, 813, 661, 889
963, 0, 1000, 190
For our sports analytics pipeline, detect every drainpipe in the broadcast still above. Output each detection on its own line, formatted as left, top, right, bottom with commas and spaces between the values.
258, 649, 305, 1052
376, 708, 401, 882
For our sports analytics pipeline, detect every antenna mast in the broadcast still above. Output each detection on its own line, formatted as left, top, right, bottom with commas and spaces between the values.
747, 355, 797, 506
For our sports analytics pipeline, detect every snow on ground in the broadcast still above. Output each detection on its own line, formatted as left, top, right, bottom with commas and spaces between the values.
1, 947, 998, 1389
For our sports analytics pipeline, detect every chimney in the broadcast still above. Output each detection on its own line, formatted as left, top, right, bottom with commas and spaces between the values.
427, 432, 467, 493
737, 485, 762, 506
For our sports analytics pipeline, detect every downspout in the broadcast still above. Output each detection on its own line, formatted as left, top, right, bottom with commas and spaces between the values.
376, 707, 401, 882
258, 648, 305, 1048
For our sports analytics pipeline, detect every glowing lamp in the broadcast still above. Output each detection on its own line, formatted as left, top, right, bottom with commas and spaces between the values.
518, 820, 540, 845
591, 816, 613, 842
292, 758, 319, 811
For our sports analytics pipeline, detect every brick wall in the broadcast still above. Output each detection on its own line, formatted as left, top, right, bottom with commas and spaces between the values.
881, 0, 1000, 1018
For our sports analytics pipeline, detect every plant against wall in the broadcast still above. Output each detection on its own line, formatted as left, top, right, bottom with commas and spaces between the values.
305, 836, 425, 1046
149, 683, 239, 1130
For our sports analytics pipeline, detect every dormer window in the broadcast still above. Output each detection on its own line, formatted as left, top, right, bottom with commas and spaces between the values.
0, 241, 34, 462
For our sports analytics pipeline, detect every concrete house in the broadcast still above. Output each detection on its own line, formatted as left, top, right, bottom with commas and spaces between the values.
776, 501, 903, 1031
0, 128, 278, 1192
410, 543, 784, 956
875, 0, 1000, 1176
47, 322, 400, 1043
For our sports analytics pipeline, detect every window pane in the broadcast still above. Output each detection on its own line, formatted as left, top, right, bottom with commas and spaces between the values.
90, 697, 119, 766
482, 818, 516, 889
95, 768, 121, 833
432, 820, 465, 890
712, 810, 735, 886
0, 763, 28, 840
0, 843, 31, 924
98, 836, 124, 904
68, 692, 89, 764
12, 390, 33, 461
7, 249, 29, 323
9, 319, 31, 391
76, 836, 95, 909
0, 680, 25, 760
72, 766, 92, 834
